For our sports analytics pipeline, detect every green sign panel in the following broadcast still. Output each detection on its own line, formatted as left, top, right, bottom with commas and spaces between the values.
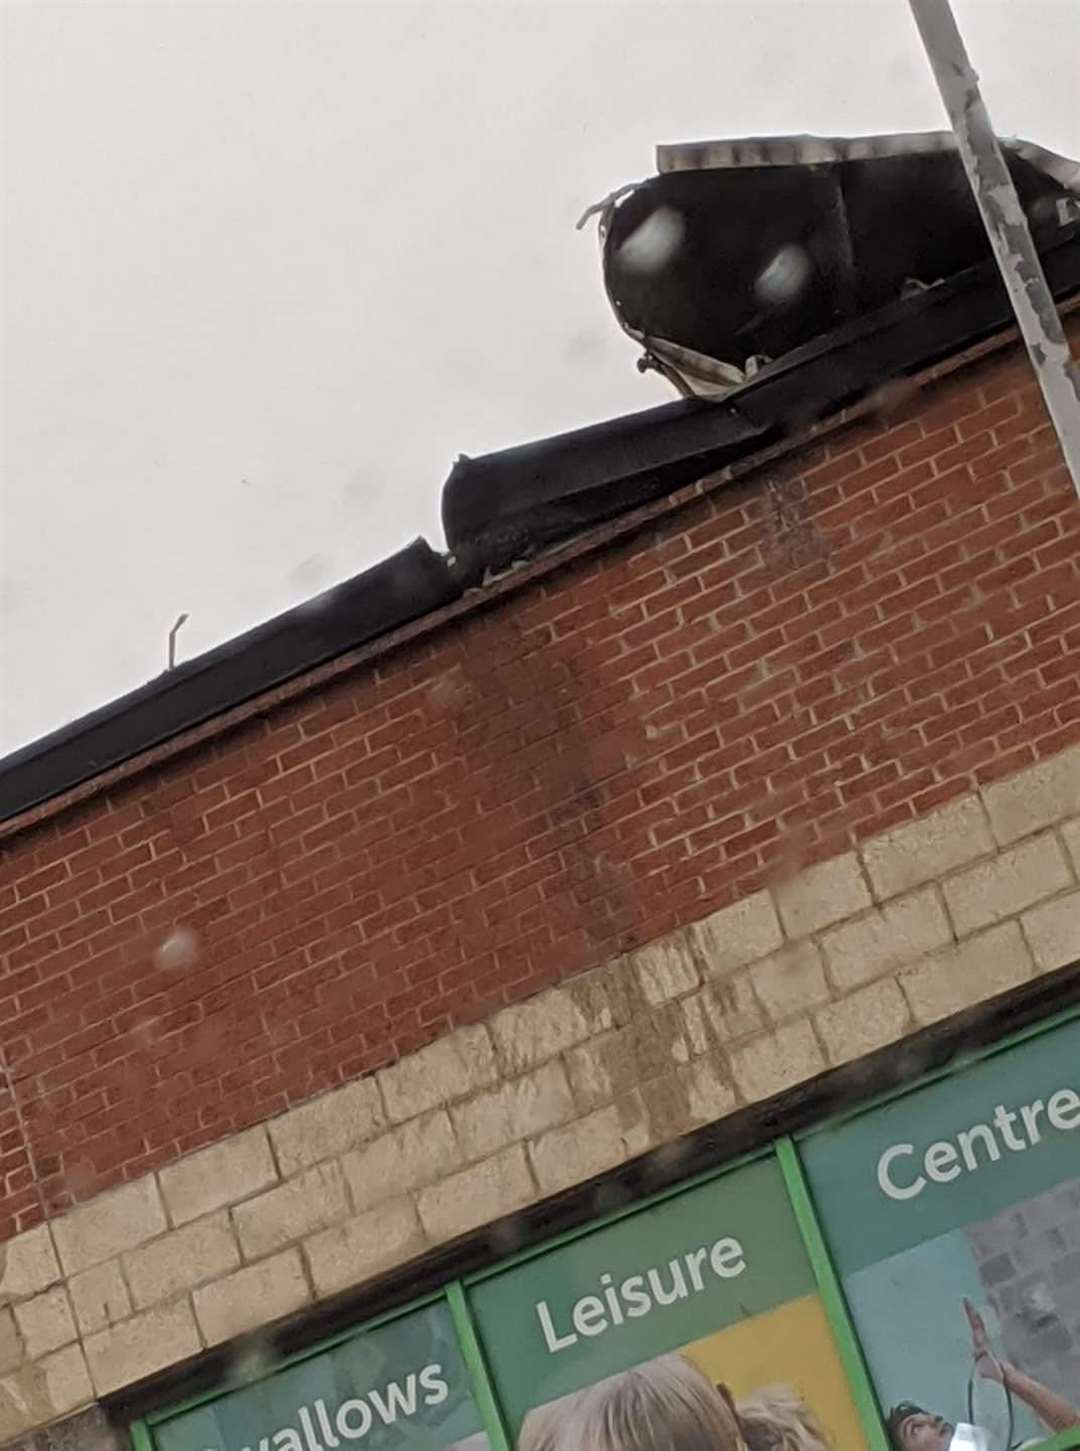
801, 1016, 1080, 1441
802, 1015, 1080, 1275
468, 1157, 815, 1428
152, 1304, 483, 1451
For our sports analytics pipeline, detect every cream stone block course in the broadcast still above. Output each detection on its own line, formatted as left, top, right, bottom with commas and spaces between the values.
1021, 888, 1080, 974
39, 1344, 93, 1418
815, 982, 913, 1066
565, 1006, 690, 1112
593, 955, 639, 1027
343, 1111, 458, 1213
123, 1211, 240, 1309
0, 1225, 60, 1303
417, 1145, 535, 1243
821, 887, 952, 991
68, 1261, 131, 1337
0, 1370, 33, 1442
679, 1056, 738, 1126
83, 1301, 200, 1396
861, 795, 994, 899
490, 985, 615, 1077
13, 1288, 75, 1360
0, 1344, 93, 1440
688, 891, 782, 978
0, 1309, 21, 1375
942, 832, 1071, 937
729, 1021, 826, 1103
451, 1062, 575, 1162
1064, 818, 1080, 876
159, 1127, 278, 1227
681, 975, 763, 1055
53, 1178, 167, 1275
0, 1370, 36, 1442
982, 746, 1080, 844
900, 921, 1034, 1025
193, 1249, 310, 1346
0, 1368, 36, 1443
234, 1162, 350, 1262
630, 932, 700, 1005
379, 1025, 498, 1122
304, 1199, 427, 1299
751, 942, 830, 1023
269, 1078, 386, 1178
774, 854, 871, 938
529, 1100, 650, 1196
632, 1074, 691, 1147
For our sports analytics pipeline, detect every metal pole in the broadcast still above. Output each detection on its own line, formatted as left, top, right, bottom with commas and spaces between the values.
908, 0, 1080, 497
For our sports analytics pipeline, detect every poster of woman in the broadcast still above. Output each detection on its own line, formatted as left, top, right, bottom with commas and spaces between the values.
519, 1352, 833, 1451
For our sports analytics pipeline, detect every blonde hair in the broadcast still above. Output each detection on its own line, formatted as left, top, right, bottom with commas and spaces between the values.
737, 1386, 831, 1451
518, 1356, 830, 1451
519, 1354, 743, 1451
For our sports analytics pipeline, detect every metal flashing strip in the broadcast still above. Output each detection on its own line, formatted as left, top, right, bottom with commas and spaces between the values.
657, 130, 960, 173
655, 131, 1080, 188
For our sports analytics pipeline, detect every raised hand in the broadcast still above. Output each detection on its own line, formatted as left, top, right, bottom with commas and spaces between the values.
963, 1298, 1005, 1383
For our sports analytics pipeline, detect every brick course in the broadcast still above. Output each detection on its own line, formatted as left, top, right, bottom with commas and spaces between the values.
1, 324, 1079, 1246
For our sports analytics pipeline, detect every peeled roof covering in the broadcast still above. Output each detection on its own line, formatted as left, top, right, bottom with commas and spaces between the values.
444, 217, 1080, 569
591, 132, 1080, 399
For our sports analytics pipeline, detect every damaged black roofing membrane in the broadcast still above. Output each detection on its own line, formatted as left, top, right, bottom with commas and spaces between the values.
3, 136, 1079, 826
444, 216, 1080, 571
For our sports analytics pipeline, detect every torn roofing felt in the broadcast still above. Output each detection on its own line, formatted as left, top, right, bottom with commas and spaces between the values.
443, 208, 1080, 574
589, 132, 1080, 400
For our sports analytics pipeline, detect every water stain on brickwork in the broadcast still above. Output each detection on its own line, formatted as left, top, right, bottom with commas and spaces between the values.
762, 472, 830, 571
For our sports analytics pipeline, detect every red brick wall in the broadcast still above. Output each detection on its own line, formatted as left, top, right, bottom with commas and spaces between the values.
2, 333, 1079, 1240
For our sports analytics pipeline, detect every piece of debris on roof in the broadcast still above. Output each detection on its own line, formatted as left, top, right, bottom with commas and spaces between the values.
582, 132, 1080, 399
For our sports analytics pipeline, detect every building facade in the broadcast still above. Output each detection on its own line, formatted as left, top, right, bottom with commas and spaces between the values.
3, 148, 1080, 1451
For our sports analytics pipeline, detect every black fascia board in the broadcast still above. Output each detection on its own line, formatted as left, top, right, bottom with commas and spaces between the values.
0, 539, 460, 825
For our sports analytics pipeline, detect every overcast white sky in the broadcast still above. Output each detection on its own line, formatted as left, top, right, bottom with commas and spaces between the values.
2, 0, 1078, 758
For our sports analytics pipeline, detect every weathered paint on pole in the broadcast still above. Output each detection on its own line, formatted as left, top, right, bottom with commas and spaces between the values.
909, 0, 1080, 497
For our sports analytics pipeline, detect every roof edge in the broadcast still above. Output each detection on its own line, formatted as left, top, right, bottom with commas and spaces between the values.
4, 300, 1071, 844
0, 539, 460, 827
